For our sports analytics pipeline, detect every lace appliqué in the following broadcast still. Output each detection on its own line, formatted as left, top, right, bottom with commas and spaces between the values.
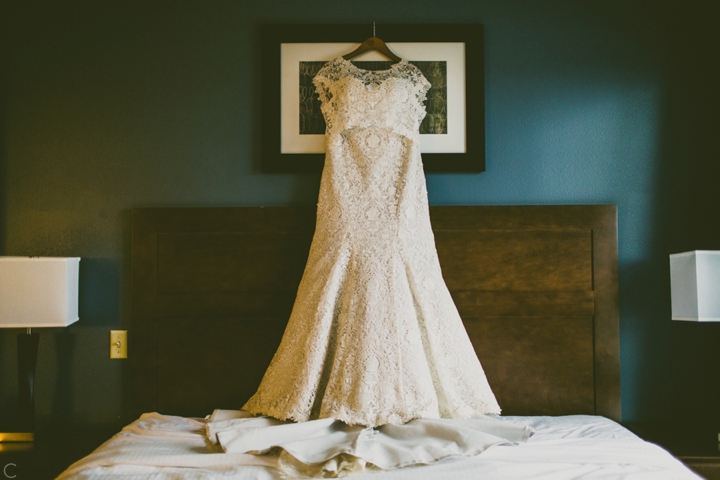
243, 57, 501, 428
312, 58, 430, 141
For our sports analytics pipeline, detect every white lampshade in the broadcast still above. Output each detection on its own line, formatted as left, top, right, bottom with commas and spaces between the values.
670, 251, 720, 322
0, 257, 80, 328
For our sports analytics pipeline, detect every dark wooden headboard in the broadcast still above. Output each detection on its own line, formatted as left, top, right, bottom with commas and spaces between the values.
131, 206, 619, 421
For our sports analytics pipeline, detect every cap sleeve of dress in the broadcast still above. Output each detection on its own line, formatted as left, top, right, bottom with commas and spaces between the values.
313, 59, 341, 106
313, 73, 332, 106
415, 70, 432, 105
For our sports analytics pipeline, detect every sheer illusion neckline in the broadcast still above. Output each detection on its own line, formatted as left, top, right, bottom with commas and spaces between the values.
337, 56, 408, 75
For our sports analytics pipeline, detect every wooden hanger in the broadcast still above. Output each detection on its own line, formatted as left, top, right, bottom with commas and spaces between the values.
342, 22, 402, 63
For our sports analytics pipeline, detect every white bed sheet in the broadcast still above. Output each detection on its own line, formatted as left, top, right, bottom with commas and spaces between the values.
58, 413, 701, 480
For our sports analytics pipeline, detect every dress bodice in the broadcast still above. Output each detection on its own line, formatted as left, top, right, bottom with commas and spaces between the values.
313, 57, 431, 140
308, 58, 434, 249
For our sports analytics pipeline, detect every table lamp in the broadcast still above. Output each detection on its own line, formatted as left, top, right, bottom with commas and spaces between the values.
0, 257, 80, 442
670, 251, 720, 322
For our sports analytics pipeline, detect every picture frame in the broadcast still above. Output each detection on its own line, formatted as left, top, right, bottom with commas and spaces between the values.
261, 24, 485, 173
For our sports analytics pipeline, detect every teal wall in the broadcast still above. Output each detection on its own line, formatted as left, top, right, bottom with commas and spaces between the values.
1, 0, 718, 428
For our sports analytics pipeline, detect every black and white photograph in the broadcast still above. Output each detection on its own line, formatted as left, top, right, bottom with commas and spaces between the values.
261, 24, 485, 173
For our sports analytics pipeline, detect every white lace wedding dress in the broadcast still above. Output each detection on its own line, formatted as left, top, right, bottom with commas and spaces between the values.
216, 57, 531, 476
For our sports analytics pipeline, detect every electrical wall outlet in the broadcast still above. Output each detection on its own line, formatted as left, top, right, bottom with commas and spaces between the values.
110, 330, 127, 359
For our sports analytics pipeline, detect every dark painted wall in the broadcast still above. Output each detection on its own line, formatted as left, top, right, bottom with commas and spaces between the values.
0, 0, 718, 428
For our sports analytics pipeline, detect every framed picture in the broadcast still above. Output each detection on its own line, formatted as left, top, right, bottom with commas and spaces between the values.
261, 24, 484, 173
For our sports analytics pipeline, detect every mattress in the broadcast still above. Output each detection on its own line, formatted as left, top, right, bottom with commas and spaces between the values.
58, 413, 700, 479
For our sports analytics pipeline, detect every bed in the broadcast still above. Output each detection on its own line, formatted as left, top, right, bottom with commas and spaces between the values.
57, 205, 701, 479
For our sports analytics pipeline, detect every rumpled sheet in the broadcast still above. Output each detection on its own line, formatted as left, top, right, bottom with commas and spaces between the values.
57, 414, 701, 480
205, 409, 532, 476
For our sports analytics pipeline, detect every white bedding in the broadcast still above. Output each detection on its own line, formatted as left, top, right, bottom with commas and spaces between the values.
58, 414, 701, 480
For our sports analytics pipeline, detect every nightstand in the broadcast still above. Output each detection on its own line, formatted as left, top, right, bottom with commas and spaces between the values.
625, 422, 720, 480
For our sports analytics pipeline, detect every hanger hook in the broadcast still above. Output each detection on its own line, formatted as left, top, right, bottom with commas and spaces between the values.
373, 21, 376, 38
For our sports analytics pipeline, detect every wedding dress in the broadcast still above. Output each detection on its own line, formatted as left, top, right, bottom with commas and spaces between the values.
219, 57, 531, 476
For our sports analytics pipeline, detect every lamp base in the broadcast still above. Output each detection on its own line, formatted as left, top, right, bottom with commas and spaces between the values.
0, 331, 40, 444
